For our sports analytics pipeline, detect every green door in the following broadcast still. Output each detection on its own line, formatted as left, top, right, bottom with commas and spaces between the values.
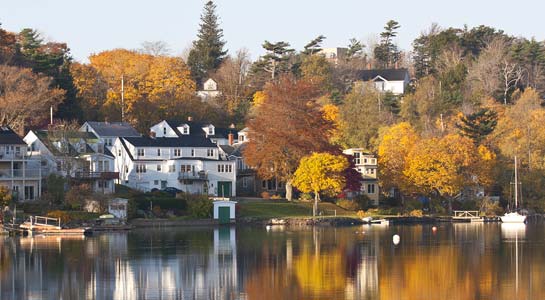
217, 181, 232, 197
218, 206, 230, 224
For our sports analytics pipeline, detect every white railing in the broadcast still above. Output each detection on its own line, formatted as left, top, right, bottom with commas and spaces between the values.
453, 210, 480, 218
0, 168, 41, 179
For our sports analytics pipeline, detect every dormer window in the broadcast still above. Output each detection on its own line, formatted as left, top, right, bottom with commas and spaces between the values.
178, 124, 190, 135
208, 125, 214, 135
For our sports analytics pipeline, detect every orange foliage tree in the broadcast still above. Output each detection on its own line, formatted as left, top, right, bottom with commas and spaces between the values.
243, 76, 334, 200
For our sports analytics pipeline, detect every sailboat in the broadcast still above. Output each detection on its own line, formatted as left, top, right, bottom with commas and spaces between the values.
500, 156, 527, 223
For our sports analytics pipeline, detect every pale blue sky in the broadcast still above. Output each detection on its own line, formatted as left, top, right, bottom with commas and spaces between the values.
1, 0, 543, 62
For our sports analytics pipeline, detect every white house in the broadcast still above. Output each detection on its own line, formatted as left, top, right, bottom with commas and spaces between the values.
112, 130, 236, 197
343, 148, 379, 205
149, 118, 238, 146
197, 78, 221, 101
358, 68, 410, 95
24, 130, 117, 194
0, 127, 41, 201
80, 121, 141, 149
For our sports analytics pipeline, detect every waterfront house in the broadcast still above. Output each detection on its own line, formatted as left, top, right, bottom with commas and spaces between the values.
112, 121, 236, 197
342, 148, 379, 205
24, 129, 117, 194
0, 126, 41, 201
357, 68, 410, 95
219, 127, 284, 197
80, 121, 141, 149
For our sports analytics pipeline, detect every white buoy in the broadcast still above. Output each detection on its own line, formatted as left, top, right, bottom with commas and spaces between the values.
393, 234, 400, 245
432, 226, 437, 232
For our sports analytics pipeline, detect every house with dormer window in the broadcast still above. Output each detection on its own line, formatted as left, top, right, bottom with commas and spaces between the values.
357, 68, 410, 95
149, 118, 238, 145
113, 119, 236, 196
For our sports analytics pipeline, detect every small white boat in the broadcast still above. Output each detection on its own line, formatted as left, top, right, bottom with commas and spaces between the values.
501, 157, 526, 224
500, 212, 526, 223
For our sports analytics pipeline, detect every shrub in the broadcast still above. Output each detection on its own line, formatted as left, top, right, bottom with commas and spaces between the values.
47, 210, 71, 223
187, 196, 213, 218
354, 194, 370, 209
271, 194, 282, 200
261, 191, 270, 199
152, 205, 164, 218
65, 184, 92, 210
336, 199, 359, 211
299, 193, 313, 201
356, 210, 366, 219
0, 186, 12, 207
409, 209, 424, 217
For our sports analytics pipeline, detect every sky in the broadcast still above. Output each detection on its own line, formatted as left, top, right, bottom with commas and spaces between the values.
1, 0, 544, 62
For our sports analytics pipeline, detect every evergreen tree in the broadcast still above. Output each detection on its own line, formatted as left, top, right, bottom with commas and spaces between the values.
456, 108, 498, 144
187, 1, 227, 85
257, 41, 294, 79
302, 35, 326, 55
374, 20, 401, 68
346, 38, 364, 59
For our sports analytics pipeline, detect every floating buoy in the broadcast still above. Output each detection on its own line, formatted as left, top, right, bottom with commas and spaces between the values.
393, 234, 400, 245
432, 226, 437, 232
265, 225, 271, 231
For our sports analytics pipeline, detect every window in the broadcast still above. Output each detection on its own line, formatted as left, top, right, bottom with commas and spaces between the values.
227, 165, 232, 173
137, 148, 144, 157
262, 180, 267, 189
154, 180, 159, 185
157, 164, 162, 172
182, 126, 189, 135
169, 165, 176, 173
98, 160, 109, 172
217, 164, 232, 173
207, 149, 214, 157
371, 158, 376, 164
98, 180, 109, 188
181, 165, 192, 173
118, 149, 122, 157
136, 164, 146, 173
157, 149, 161, 156
191, 149, 195, 157
367, 184, 375, 194
239, 135, 245, 142
364, 158, 368, 164
354, 152, 361, 164
163, 127, 167, 135
242, 177, 248, 188
24, 186, 34, 200
174, 149, 181, 156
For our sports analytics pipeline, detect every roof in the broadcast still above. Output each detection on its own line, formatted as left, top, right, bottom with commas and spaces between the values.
33, 130, 103, 157
358, 68, 409, 82
123, 136, 217, 148
164, 120, 238, 139
220, 143, 245, 157
83, 121, 140, 137
0, 127, 25, 145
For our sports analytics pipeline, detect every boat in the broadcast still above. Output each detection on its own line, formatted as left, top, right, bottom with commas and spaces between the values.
19, 215, 92, 235
500, 157, 527, 224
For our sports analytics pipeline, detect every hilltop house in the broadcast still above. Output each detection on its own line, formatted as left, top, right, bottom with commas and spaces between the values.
24, 129, 117, 194
80, 121, 141, 149
342, 148, 379, 205
0, 127, 41, 201
112, 119, 236, 196
197, 78, 221, 101
358, 68, 410, 95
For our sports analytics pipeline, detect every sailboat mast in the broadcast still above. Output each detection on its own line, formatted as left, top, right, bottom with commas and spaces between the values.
514, 156, 518, 209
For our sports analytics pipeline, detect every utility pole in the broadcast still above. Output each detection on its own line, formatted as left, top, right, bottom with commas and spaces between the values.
121, 75, 125, 122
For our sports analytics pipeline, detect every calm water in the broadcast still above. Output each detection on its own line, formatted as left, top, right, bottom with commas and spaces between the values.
0, 223, 544, 300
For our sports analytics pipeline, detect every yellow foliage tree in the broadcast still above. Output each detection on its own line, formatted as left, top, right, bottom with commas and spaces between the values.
72, 49, 196, 130
0, 186, 12, 207
293, 152, 348, 216
404, 134, 495, 211
321, 104, 346, 146
378, 122, 419, 193
252, 90, 267, 106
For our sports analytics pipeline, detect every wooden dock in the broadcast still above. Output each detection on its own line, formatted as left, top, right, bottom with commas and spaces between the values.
453, 210, 483, 222
19, 216, 92, 236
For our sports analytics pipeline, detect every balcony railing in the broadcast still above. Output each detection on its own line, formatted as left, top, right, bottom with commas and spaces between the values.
73, 171, 119, 180
178, 170, 208, 181
0, 168, 41, 179
0, 152, 25, 160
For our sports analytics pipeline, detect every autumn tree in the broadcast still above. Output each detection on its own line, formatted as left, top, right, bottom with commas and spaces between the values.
404, 134, 495, 212
243, 76, 334, 201
187, 1, 227, 84
293, 153, 348, 216
0, 186, 12, 207
300, 54, 333, 88
0, 65, 65, 133
377, 122, 419, 195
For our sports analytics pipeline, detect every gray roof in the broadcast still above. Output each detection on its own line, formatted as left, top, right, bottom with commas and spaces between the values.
83, 122, 140, 137
358, 68, 409, 81
0, 127, 25, 145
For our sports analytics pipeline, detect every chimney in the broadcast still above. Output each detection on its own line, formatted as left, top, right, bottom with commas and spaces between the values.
228, 133, 234, 145
187, 116, 193, 122
150, 131, 156, 138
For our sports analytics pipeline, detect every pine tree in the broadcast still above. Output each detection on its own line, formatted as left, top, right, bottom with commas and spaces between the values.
187, 1, 227, 85
374, 20, 401, 68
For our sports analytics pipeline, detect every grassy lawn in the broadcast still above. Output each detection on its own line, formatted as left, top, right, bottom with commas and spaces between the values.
238, 201, 357, 218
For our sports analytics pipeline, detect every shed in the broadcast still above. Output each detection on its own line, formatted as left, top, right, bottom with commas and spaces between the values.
213, 199, 237, 224
108, 198, 128, 219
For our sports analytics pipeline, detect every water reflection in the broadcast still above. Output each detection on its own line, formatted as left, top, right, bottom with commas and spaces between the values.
1, 224, 545, 299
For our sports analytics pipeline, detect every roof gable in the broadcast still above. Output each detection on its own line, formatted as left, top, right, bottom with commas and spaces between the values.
358, 68, 409, 82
